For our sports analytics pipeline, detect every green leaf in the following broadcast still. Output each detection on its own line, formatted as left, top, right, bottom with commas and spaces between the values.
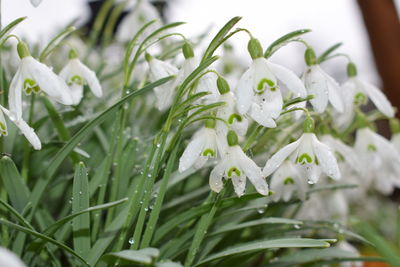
0, 156, 30, 213
39, 26, 76, 62
264, 29, 311, 58
209, 217, 303, 236
317, 42, 343, 63
72, 162, 90, 257
0, 218, 89, 266
101, 248, 159, 265
201, 16, 242, 62
194, 238, 331, 266
274, 247, 356, 264
0, 17, 26, 42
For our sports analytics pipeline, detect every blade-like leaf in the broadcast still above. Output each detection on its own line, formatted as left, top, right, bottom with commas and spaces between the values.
264, 29, 311, 58
317, 42, 343, 63
101, 248, 159, 265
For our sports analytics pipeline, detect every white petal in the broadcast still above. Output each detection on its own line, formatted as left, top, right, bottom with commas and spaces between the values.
30, 0, 42, 7
232, 174, 247, 197
237, 149, 268, 195
260, 88, 283, 119
8, 67, 23, 119
0, 247, 26, 267
178, 131, 205, 172
69, 84, 84, 106
311, 134, 341, 180
236, 67, 254, 114
249, 103, 277, 128
360, 80, 395, 117
209, 160, 226, 193
303, 66, 329, 113
263, 138, 301, 177
74, 59, 103, 98
267, 61, 307, 97
325, 73, 344, 112
0, 106, 41, 150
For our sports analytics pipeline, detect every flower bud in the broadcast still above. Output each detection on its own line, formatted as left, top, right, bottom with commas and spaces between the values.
303, 116, 315, 133
17, 41, 30, 59
216, 76, 230, 95
227, 130, 239, 146
182, 42, 194, 59
205, 119, 216, 129
68, 48, 79, 59
346, 62, 357, 78
304, 48, 317, 66
247, 38, 263, 59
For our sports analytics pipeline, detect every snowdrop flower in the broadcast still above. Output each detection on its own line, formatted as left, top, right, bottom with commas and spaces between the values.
215, 76, 248, 136
116, 0, 162, 43
336, 241, 363, 267
210, 130, 268, 197
270, 160, 307, 202
0, 105, 41, 150
30, 0, 42, 7
179, 119, 222, 172
236, 38, 307, 128
0, 247, 26, 267
354, 126, 400, 195
9, 41, 73, 120
59, 49, 102, 105
263, 116, 341, 183
145, 53, 178, 111
302, 48, 344, 113
336, 63, 395, 129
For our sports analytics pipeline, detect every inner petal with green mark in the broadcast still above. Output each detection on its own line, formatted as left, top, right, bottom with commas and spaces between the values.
0, 122, 7, 135
283, 177, 294, 185
23, 78, 41, 95
227, 166, 241, 177
228, 113, 242, 124
335, 151, 345, 162
367, 144, 377, 152
69, 75, 84, 86
202, 148, 215, 157
296, 153, 314, 165
256, 78, 275, 93
354, 92, 367, 106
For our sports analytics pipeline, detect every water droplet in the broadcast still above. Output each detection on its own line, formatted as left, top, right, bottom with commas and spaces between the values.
257, 208, 265, 214
147, 174, 152, 178
149, 205, 154, 210
128, 238, 135, 245
307, 179, 315, 185
144, 207, 149, 211
153, 193, 158, 198
156, 143, 161, 148
294, 224, 301, 229
140, 201, 143, 204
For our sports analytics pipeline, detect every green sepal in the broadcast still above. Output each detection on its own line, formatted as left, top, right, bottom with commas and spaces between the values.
227, 130, 239, 146
347, 62, 357, 77
304, 48, 317, 66
248, 38, 263, 59
17, 41, 30, 58
205, 119, 216, 129
145, 52, 153, 62
303, 116, 315, 133
69, 48, 79, 59
217, 76, 230, 95
182, 42, 194, 59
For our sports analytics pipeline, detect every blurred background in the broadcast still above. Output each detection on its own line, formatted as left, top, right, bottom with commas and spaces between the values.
2, 0, 400, 114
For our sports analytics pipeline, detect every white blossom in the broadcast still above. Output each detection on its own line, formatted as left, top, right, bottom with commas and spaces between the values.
216, 91, 248, 137
0, 247, 26, 267
30, 0, 42, 7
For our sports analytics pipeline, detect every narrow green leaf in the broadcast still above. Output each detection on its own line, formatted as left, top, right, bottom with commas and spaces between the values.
264, 29, 311, 58
0, 17, 26, 42
194, 238, 330, 266
0, 218, 89, 266
271, 247, 357, 264
39, 26, 76, 62
0, 156, 29, 213
317, 42, 343, 63
72, 162, 90, 257
101, 248, 159, 265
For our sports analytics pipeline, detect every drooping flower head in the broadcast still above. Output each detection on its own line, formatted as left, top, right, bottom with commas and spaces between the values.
210, 130, 269, 197
9, 41, 73, 120
236, 38, 307, 128
302, 47, 344, 113
59, 49, 103, 105
263, 116, 341, 184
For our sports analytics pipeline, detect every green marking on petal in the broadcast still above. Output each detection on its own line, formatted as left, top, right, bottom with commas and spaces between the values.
257, 78, 275, 91
228, 113, 242, 124
227, 167, 241, 177
23, 78, 40, 95
354, 92, 367, 106
0, 122, 6, 131
335, 151, 345, 162
283, 177, 294, 185
367, 144, 377, 152
270, 87, 277, 92
202, 149, 215, 157
70, 75, 84, 86
296, 153, 313, 165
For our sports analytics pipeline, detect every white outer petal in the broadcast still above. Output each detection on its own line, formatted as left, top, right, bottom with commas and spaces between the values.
303, 66, 329, 113
73, 59, 103, 97
209, 160, 226, 193
360, 79, 395, 117
324, 72, 344, 112
178, 130, 205, 172
8, 67, 23, 119
262, 138, 301, 177
0, 106, 41, 150
0, 247, 26, 267
232, 174, 247, 197
311, 134, 341, 180
267, 61, 307, 97
249, 103, 276, 128
236, 67, 254, 114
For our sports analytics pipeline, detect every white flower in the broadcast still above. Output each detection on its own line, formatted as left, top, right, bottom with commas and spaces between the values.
0, 105, 41, 150
179, 123, 222, 172
263, 118, 341, 183
336, 76, 395, 129
59, 50, 102, 105
9, 42, 73, 120
336, 241, 362, 267
116, 0, 162, 43
146, 54, 178, 111
236, 39, 307, 128
210, 131, 268, 197
270, 160, 308, 202
0, 247, 26, 267
302, 65, 344, 113
216, 91, 248, 137
30, 0, 42, 7
354, 127, 400, 195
